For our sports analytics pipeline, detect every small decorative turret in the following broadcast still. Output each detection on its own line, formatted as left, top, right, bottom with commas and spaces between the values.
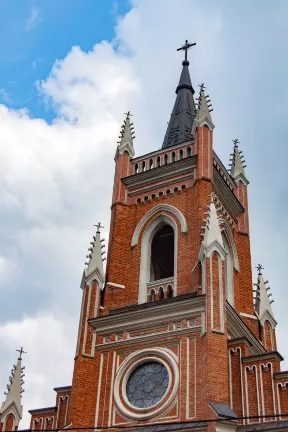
115, 111, 135, 159
0, 348, 26, 431
229, 139, 249, 185
254, 264, 276, 325
195, 83, 215, 130
84, 222, 105, 285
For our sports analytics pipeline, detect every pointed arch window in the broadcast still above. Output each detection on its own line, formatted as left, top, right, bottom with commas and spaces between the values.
164, 154, 168, 165
187, 146, 192, 157
150, 225, 174, 281
158, 287, 164, 300
167, 285, 173, 298
179, 149, 184, 160
172, 152, 176, 162
157, 156, 161, 167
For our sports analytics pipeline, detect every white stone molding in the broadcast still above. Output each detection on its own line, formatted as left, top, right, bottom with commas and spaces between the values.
106, 282, 126, 289
219, 220, 239, 272
75, 284, 86, 357
108, 351, 117, 427
240, 312, 258, 320
244, 365, 260, 424
131, 204, 188, 247
114, 348, 179, 420
228, 348, 245, 419
137, 213, 179, 304
186, 336, 197, 419
259, 362, 276, 422
94, 353, 104, 427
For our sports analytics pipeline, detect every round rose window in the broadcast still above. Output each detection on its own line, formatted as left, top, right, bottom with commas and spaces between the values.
126, 362, 169, 408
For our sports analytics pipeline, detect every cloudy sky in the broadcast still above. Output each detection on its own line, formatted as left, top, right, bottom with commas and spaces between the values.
0, 0, 288, 427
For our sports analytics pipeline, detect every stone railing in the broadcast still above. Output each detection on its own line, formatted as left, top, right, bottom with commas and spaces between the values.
146, 277, 174, 301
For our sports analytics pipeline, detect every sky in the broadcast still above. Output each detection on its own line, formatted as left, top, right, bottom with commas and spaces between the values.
0, 0, 288, 428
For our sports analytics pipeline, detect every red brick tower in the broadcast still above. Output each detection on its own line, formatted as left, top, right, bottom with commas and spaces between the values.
29, 42, 288, 432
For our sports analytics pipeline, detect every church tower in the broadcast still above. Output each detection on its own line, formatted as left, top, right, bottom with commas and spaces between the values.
29, 41, 288, 432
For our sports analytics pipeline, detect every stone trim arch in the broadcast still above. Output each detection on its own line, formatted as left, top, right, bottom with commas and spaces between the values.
219, 219, 239, 272
138, 214, 178, 304
131, 204, 188, 247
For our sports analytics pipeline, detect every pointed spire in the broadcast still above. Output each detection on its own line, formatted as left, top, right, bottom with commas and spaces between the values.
115, 111, 135, 159
0, 349, 25, 428
84, 223, 105, 285
229, 139, 249, 185
254, 264, 276, 325
162, 41, 197, 149
195, 83, 214, 130
199, 194, 225, 260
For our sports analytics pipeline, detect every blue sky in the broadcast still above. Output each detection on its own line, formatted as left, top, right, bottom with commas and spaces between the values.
0, 0, 130, 119
0, 0, 288, 427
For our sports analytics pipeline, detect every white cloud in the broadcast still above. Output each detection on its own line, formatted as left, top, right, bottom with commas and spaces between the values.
25, 7, 42, 31
0, 0, 288, 428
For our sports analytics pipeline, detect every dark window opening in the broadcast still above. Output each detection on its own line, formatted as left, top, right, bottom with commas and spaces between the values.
187, 146, 192, 157
149, 159, 154, 169
164, 154, 168, 165
159, 287, 164, 299
179, 149, 184, 160
150, 225, 174, 281
172, 152, 176, 162
167, 285, 173, 298
157, 156, 161, 167
150, 289, 156, 302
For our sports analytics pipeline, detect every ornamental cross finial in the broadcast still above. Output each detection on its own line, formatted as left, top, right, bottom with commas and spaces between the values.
124, 111, 133, 119
177, 40, 196, 61
232, 138, 239, 146
198, 83, 206, 91
94, 222, 104, 233
16, 347, 27, 360
256, 264, 264, 274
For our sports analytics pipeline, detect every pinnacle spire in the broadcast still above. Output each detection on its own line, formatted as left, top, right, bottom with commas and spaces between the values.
162, 41, 197, 149
115, 111, 135, 159
254, 264, 275, 325
0, 349, 25, 428
195, 83, 214, 129
84, 223, 105, 284
229, 139, 249, 184
202, 195, 224, 250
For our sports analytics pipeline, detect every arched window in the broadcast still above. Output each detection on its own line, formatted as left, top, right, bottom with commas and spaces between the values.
134, 163, 139, 174
150, 224, 174, 281
187, 146, 192, 157
150, 289, 156, 302
157, 156, 161, 167
172, 151, 176, 162
179, 149, 184, 160
167, 285, 173, 298
222, 233, 234, 306
158, 287, 164, 300
149, 158, 154, 169
164, 154, 168, 165
142, 161, 146, 172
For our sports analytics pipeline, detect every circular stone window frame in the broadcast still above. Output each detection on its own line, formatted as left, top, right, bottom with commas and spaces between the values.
114, 348, 179, 420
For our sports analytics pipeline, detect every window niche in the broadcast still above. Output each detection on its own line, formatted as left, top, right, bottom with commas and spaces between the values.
150, 225, 174, 282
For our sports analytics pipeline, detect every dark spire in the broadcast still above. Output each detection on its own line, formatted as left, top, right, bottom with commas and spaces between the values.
162, 41, 197, 149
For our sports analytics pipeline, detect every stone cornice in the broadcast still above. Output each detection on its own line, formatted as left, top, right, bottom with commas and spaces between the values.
228, 337, 251, 349
89, 294, 205, 335
226, 302, 266, 355
274, 371, 288, 380
122, 156, 197, 190
242, 351, 284, 363
28, 406, 57, 415
53, 386, 72, 393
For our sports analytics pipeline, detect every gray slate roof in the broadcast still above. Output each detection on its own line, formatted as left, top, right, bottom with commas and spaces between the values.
209, 401, 238, 419
127, 421, 208, 432
238, 421, 288, 431
162, 60, 196, 149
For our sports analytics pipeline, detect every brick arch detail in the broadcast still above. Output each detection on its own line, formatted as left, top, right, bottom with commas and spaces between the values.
131, 204, 188, 247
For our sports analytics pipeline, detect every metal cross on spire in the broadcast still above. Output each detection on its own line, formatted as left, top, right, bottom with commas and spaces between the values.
94, 222, 104, 233
232, 138, 239, 146
198, 83, 206, 91
124, 111, 133, 119
177, 40, 196, 61
256, 264, 264, 274
16, 347, 27, 360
